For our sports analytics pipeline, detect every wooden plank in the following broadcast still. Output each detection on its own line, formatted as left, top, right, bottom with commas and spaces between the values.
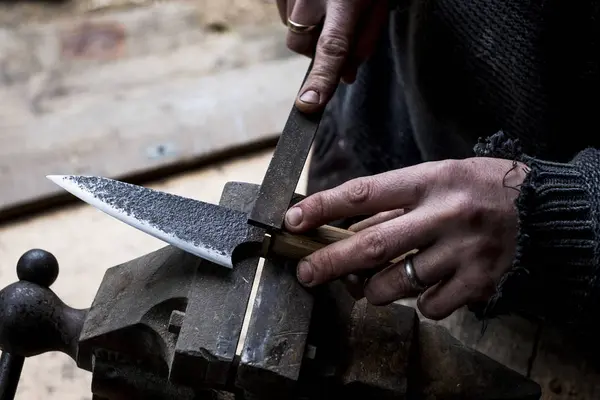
0, 3, 288, 87
0, 0, 281, 28
0, 3, 308, 215
0, 56, 308, 213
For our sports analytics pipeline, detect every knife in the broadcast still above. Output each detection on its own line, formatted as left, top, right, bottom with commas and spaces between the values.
47, 175, 354, 269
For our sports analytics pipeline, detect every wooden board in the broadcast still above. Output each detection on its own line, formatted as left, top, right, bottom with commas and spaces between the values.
0, 2, 308, 217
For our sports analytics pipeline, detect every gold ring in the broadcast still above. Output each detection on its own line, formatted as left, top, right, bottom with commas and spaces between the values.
287, 18, 318, 34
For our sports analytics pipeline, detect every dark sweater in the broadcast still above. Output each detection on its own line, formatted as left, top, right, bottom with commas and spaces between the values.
307, 0, 600, 339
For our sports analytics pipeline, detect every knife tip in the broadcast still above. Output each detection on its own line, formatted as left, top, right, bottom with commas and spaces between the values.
46, 175, 67, 184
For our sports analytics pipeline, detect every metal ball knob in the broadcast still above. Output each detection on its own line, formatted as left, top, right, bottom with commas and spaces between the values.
0, 249, 87, 400
16, 249, 59, 288
0, 249, 85, 360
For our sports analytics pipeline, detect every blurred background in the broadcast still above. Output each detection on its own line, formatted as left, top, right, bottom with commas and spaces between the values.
0, 0, 309, 397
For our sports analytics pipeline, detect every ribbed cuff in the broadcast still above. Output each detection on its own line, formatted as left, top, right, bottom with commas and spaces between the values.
475, 159, 596, 325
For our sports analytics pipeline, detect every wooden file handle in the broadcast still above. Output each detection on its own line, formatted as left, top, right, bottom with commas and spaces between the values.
268, 225, 355, 260
266, 225, 417, 276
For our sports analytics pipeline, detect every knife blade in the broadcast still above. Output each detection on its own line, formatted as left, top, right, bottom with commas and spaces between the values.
47, 175, 354, 269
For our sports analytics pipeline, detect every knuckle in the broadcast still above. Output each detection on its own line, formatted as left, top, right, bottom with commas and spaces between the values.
409, 179, 426, 203
435, 159, 466, 182
396, 167, 427, 201
453, 192, 477, 216
310, 251, 337, 282
305, 67, 333, 89
439, 192, 477, 225
318, 32, 350, 60
344, 178, 373, 205
360, 229, 389, 264
426, 160, 468, 192
302, 194, 328, 222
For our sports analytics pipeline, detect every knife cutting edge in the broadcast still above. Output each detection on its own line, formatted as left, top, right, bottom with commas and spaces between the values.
46, 175, 354, 270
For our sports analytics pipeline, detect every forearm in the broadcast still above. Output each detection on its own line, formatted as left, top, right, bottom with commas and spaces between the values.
472, 132, 600, 334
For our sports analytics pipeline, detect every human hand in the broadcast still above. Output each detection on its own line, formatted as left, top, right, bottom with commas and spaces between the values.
285, 158, 529, 320
276, 0, 389, 113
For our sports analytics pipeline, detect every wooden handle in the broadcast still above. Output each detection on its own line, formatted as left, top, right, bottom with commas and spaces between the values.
268, 225, 354, 260
267, 226, 419, 278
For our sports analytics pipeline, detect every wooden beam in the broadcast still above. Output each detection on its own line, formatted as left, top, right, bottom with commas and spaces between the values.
0, 3, 309, 216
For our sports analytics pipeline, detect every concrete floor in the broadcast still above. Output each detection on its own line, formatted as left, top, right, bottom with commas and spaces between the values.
0, 148, 306, 399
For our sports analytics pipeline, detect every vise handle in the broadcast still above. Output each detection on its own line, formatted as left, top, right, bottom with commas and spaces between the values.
0, 249, 86, 400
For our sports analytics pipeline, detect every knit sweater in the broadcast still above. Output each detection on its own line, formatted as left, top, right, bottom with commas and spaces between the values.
306, 0, 600, 341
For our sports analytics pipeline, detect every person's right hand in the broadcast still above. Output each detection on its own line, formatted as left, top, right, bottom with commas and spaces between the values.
276, 0, 389, 113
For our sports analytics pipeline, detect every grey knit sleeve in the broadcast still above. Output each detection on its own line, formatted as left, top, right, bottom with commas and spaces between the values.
471, 132, 600, 335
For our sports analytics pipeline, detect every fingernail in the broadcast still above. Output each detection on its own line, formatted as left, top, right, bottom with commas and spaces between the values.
297, 261, 314, 284
299, 90, 320, 104
286, 207, 303, 227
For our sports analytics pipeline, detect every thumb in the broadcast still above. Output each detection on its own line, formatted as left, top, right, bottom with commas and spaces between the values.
295, 0, 363, 113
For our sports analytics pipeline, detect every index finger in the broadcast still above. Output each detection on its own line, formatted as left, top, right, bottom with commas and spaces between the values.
295, 0, 365, 113
285, 165, 428, 232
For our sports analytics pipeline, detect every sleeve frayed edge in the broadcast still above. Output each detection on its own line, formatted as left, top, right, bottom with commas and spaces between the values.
469, 130, 534, 320
468, 167, 536, 321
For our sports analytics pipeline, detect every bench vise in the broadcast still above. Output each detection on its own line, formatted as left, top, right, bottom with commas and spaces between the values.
0, 181, 541, 400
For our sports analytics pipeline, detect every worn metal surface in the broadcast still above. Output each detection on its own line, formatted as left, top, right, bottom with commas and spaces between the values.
341, 300, 417, 399
295, 283, 415, 400
91, 358, 198, 400
236, 257, 313, 398
248, 62, 323, 231
303, 280, 357, 386
212, 182, 314, 397
0, 249, 86, 400
77, 246, 197, 372
414, 322, 542, 400
0, 249, 86, 361
170, 181, 260, 388
48, 175, 265, 269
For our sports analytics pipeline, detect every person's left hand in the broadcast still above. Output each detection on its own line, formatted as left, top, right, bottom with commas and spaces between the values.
284, 157, 529, 320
